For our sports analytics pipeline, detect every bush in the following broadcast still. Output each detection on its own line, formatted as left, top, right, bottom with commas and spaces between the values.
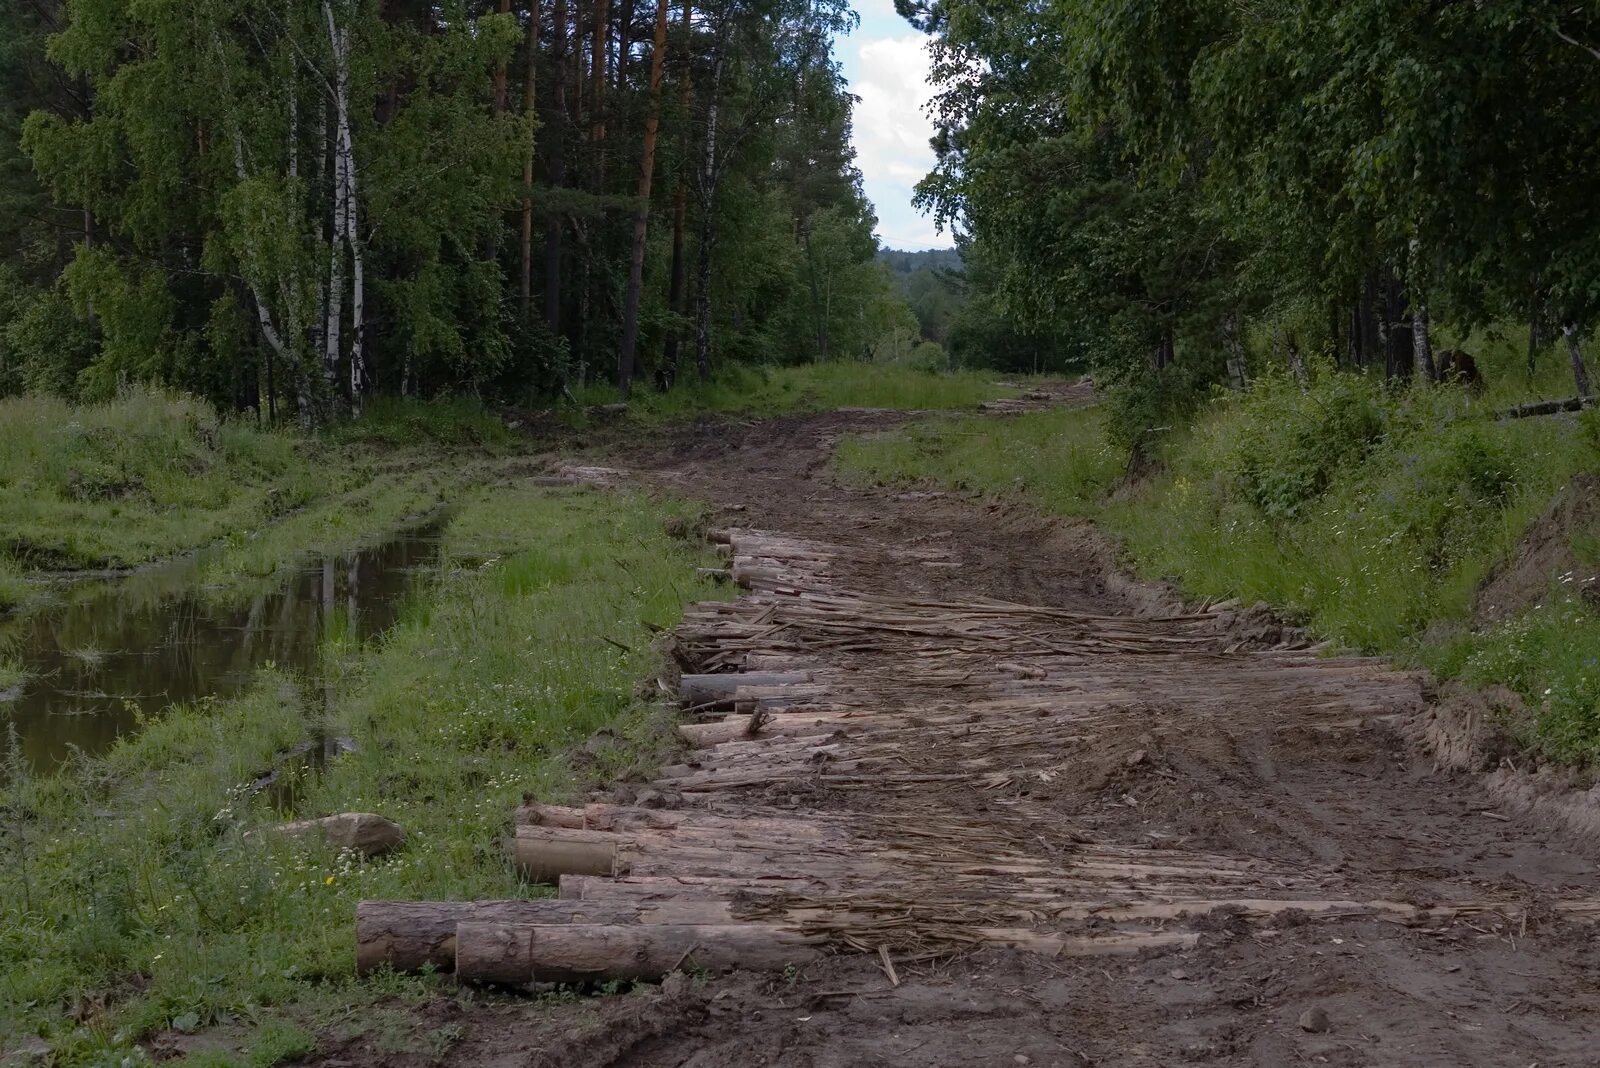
1220, 375, 1385, 520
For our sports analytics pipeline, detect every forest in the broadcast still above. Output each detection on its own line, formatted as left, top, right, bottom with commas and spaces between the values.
0, 0, 922, 419
907, 0, 1600, 435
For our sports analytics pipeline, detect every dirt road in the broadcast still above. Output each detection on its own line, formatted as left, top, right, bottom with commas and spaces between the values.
343, 403, 1600, 1067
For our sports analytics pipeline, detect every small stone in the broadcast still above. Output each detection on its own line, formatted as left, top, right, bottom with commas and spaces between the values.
1126, 749, 1148, 767
1298, 1007, 1331, 1033
1168, 968, 1189, 980
1013, 1056, 1031, 1065
273, 812, 406, 857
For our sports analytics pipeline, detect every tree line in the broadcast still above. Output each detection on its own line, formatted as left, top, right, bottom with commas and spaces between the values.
904, 0, 1600, 433
0, 0, 915, 421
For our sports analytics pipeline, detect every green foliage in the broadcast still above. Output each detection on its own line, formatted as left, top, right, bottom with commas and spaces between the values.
0, 486, 726, 1058
1435, 598, 1600, 764
578, 361, 1012, 420
0, 387, 322, 569
1219, 376, 1386, 520
838, 403, 1122, 518
327, 397, 514, 449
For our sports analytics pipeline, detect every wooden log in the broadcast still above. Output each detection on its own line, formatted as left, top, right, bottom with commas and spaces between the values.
1496, 395, 1596, 420
455, 921, 825, 984
679, 672, 809, 706
506, 826, 622, 883
355, 898, 737, 974
560, 874, 818, 900
517, 802, 833, 840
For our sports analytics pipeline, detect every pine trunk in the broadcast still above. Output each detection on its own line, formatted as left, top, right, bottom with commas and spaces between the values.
1563, 324, 1595, 397
519, 0, 540, 319
692, 49, 725, 383
616, 0, 672, 396
544, 0, 569, 334
661, 0, 693, 383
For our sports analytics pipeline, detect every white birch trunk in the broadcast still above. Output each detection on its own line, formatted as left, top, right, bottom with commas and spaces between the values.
325, 1, 365, 413
322, 2, 351, 414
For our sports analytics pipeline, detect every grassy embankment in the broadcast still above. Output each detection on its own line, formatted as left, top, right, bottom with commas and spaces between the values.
1, 483, 728, 1064
840, 337, 1600, 763
0, 390, 521, 616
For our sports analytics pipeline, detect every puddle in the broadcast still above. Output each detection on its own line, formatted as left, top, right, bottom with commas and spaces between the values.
0, 522, 444, 773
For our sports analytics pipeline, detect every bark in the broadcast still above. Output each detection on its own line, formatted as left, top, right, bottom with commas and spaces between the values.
679, 672, 810, 707
1527, 318, 1542, 380
355, 898, 737, 974
519, 0, 540, 319
326, 3, 365, 412
1497, 395, 1597, 420
803, 220, 827, 358
589, 0, 611, 159
1223, 309, 1248, 390
1379, 273, 1414, 379
1286, 333, 1310, 390
661, 0, 693, 382
614, 0, 636, 90
321, 3, 354, 413
454, 921, 824, 985
1412, 304, 1437, 383
1563, 323, 1595, 397
493, 0, 512, 112
691, 52, 723, 382
544, 0, 569, 333
616, 0, 672, 396
507, 826, 622, 882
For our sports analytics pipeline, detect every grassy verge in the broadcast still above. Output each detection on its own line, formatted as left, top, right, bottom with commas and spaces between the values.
0, 485, 726, 1065
0, 390, 534, 609
571, 362, 1018, 423
839, 373, 1600, 763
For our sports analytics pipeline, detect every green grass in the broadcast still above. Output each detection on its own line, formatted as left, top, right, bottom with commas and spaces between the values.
0, 656, 25, 693
838, 369, 1600, 762
571, 362, 1017, 423
0, 388, 332, 572
0, 486, 727, 1064
837, 406, 1122, 517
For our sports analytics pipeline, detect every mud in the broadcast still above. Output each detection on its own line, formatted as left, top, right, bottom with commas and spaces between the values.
311, 400, 1600, 1068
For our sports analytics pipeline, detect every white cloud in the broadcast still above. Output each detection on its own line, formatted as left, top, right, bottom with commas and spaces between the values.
848, 33, 946, 250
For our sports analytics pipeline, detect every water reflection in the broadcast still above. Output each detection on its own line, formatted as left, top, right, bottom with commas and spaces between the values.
0, 523, 443, 771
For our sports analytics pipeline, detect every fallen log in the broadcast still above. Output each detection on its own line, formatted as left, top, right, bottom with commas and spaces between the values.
355, 898, 737, 974
559, 874, 818, 900
679, 672, 810, 707
517, 803, 834, 841
1497, 395, 1596, 420
454, 921, 825, 984
506, 826, 623, 883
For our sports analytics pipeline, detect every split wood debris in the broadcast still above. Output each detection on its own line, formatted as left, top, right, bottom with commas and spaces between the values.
358, 526, 1600, 985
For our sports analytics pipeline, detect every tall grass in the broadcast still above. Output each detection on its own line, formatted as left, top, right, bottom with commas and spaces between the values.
0, 486, 725, 1063
573, 362, 1015, 422
0, 388, 324, 571
837, 406, 1122, 517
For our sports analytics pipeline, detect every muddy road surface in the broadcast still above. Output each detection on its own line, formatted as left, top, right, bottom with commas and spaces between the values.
330, 402, 1600, 1068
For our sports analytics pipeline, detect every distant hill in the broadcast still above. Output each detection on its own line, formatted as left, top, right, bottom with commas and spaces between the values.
877, 248, 963, 275
876, 249, 966, 344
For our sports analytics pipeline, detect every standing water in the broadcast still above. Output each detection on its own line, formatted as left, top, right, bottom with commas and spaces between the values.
0, 522, 444, 772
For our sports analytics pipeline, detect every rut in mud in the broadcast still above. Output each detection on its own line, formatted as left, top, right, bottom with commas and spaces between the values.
350, 402, 1600, 1068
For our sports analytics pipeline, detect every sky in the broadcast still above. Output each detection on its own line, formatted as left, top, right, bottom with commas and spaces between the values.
837, 0, 948, 251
